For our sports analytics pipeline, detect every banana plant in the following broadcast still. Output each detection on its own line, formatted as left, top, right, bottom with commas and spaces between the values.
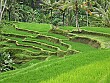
94, 1, 110, 27
0, 52, 15, 72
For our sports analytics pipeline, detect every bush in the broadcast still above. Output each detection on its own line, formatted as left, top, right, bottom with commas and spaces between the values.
0, 52, 15, 72
52, 18, 61, 26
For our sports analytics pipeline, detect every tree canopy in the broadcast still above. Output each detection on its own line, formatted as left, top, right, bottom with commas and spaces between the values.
0, 0, 110, 27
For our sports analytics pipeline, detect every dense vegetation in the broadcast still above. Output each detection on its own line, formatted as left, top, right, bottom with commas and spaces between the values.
0, 0, 110, 27
0, 0, 110, 83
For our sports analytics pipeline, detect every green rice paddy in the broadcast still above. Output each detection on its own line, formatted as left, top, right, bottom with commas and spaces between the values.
0, 22, 110, 83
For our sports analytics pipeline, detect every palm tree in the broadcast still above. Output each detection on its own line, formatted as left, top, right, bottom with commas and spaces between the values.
64, 0, 82, 31
81, 0, 92, 26
57, 0, 82, 31
57, 0, 71, 26
75, 0, 81, 32
41, 0, 57, 24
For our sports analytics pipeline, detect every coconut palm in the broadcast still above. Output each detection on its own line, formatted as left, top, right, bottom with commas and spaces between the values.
41, 0, 57, 24
81, 0, 93, 26
57, 0, 71, 26
74, 0, 81, 32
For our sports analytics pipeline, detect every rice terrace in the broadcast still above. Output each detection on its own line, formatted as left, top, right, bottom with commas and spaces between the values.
0, 0, 110, 83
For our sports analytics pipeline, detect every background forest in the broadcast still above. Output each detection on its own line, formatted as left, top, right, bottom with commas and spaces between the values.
0, 0, 110, 27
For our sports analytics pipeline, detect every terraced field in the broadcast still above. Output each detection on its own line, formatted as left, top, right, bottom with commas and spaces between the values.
1, 23, 97, 61
0, 23, 76, 62
0, 22, 110, 83
58, 26, 110, 49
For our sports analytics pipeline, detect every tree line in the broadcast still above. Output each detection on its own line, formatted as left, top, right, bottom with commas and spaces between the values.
0, 0, 110, 28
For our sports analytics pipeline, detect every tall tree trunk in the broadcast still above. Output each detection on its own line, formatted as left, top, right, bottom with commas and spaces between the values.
8, 0, 11, 21
63, 11, 65, 26
31, 0, 34, 9
36, 0, 42, 9
75, 0, 80, 32
104, 0, 107, 12
86, 11, 89, 26
50, 9, 52, 24
0, 0, 2, 23
8, 9, 11, 21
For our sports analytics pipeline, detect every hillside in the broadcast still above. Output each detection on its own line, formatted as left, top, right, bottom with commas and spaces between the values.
0, 22, 110, 83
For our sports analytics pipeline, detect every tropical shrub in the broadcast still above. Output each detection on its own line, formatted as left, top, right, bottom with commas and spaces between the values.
94, 1, 110, 27
0, 52, 15, 72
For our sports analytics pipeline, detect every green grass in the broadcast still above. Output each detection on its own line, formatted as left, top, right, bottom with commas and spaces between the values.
82, 27, 110, 34
0, 41, 7, 45
18, 41, 56, 52
4, 42, 40, 53
1, 36, 57, 52
59, 26, 74, 31
41, 57, 110, 83
5, 36, 24, 41
25, 37, 67, 51
16, 22, 69, 40
18, 59, 41, 69
1, 22, 110, 83
41, 32, 67, 39
77, 34, 110, 41
75, 33, 110, 44
1, 25, 37, 37
73, 33, 110, 48
0, 50, 110, 83
46, 56, 59, 60
0, 57, 63, 81
63, 40, 97, 52
60, 26, 110, 35
16, 22, 51, 32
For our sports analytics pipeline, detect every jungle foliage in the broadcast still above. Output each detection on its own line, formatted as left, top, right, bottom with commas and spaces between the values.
0, 0, 110, 27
